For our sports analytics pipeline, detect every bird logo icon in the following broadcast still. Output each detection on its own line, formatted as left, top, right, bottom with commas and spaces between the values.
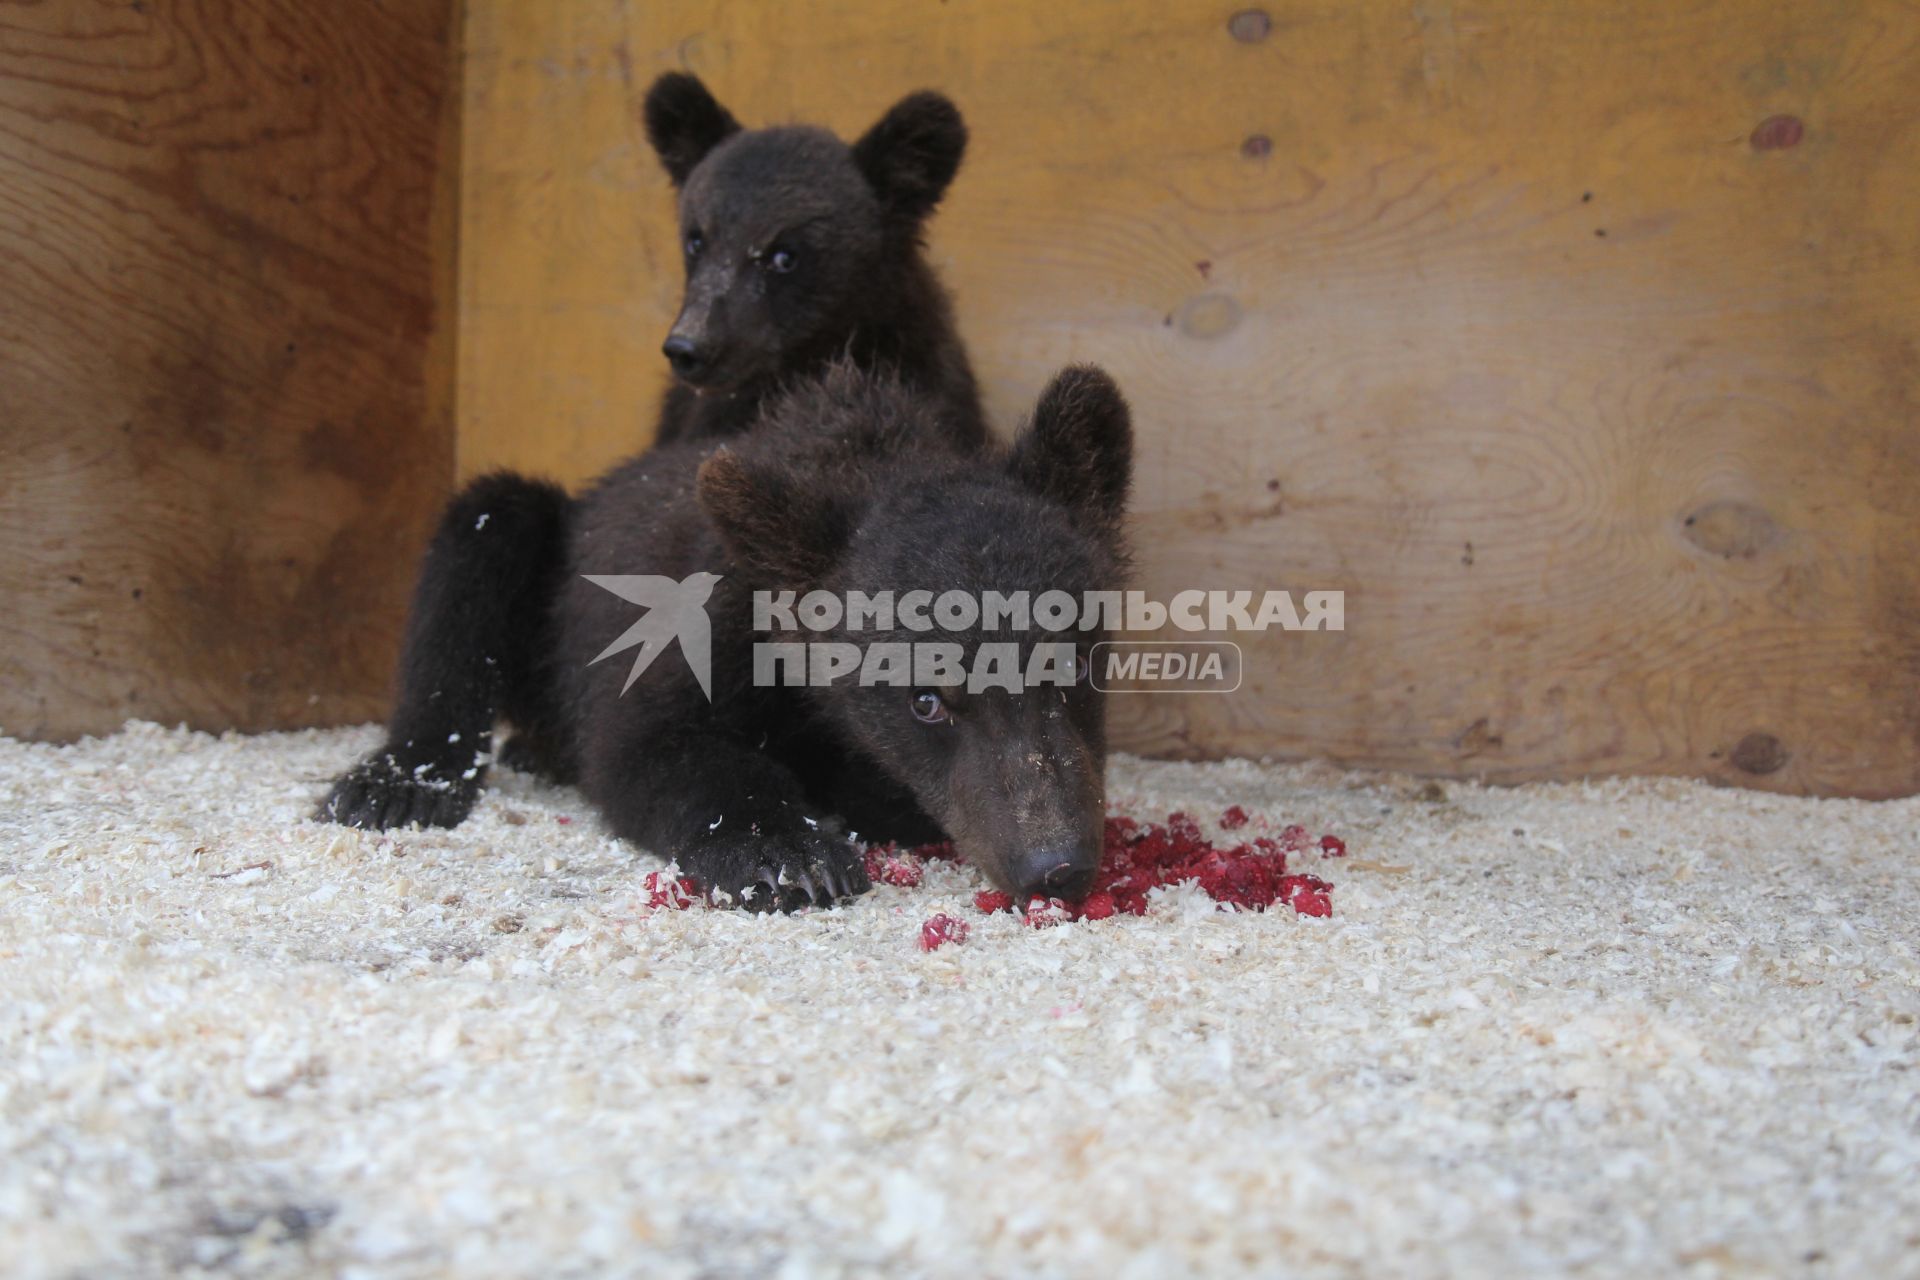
582, 571, 722, 700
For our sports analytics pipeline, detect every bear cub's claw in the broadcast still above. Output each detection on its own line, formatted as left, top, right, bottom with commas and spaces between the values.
318, 753, 480, 831
688, 826, 872, 913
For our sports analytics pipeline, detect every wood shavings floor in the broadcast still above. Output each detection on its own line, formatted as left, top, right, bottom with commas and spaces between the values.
3, 722, 1919, 1279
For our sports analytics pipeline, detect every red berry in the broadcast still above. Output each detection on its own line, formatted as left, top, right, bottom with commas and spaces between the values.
918, 914, 969, 951
642, 871, 700, 910
1319, 835, 1347, 858
876, 856, 923, 888
1197, 855, 1279, 911
987, 810, 1335, 927
1110, 880, 1152, 915
1280, 874, 1334, 917
1076, 892, 1117, 921
1023, 897, 1072, 928
556, 816, 572, 825
1250, 836, 1287, 870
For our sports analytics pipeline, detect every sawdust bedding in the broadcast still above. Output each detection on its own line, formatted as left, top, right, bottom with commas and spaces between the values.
3, 721, 1918, 1278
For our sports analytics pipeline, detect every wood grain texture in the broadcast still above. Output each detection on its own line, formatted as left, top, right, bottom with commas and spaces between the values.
0, 0, 458, 740
461, 0, 1920, 797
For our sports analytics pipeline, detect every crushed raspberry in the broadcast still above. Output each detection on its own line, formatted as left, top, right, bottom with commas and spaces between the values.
1280, 874, 1334, 917
1220, 805, 1250, 830
973, 890, 1015, 913
642, 870, 701, 910
862, 843, 924, 887
877, 857, 923, 888
1319, 835, 1347, 858
967, 812, 1340, 923
556, 816, 572, 825
918, 913, 969, 951
1023, 897, 1072, 928
1105, 877, 1152, 917
1076, 892, 1117, 921
1167, 811, 1204, 845
909, 840, 959, 862
1192, 850, 1278, 910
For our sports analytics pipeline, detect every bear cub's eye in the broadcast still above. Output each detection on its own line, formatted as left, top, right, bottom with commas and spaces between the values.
764, 247, 797, 274
910, 689, 949, 725
684, 231, 704, 258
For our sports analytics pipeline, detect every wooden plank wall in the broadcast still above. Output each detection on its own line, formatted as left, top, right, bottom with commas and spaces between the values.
8, 1, 1913, 798
461, 0, 1920, 799
0, 0, 459, 740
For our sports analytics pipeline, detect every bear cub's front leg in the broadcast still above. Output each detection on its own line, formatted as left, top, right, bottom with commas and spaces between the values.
320, 732, 488, 831
318, 472, 570, 831
681, 818, 870, 913
591, 730, 871, 913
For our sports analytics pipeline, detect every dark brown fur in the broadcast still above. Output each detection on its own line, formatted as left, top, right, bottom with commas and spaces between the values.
318, 73, 989, 844
321, 362, 1134, 913
555, 362, 1132, 908
643, 74, 983, 450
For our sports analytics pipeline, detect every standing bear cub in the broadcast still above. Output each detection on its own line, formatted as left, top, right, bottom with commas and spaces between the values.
318, 75, 986, 832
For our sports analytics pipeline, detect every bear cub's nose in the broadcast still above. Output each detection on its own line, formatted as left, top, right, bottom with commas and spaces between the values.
1012, 853, 1096, 904
662, 335, 709, 379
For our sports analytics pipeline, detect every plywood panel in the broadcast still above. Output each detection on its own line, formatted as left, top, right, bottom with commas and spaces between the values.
0, 0, 458, 740
460, 0, 1920, 798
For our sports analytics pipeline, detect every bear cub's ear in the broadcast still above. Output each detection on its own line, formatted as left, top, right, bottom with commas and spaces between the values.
697, 449, 847, 586
852, 91, 968, 223
644, 72, 742, 187
1008, 365, 1133, 542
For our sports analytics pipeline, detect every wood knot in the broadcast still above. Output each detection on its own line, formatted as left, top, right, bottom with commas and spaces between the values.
1178, 293, 1243, 340
1750, 115, 1804, 151
1228, 9, 1272, 42
1680, 501, 1781, 559
1730, 732, 1789, 775
1452, 717, 1503, 756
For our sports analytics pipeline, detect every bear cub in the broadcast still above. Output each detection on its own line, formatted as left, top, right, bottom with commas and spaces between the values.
643, 72, 984, 448
555, 363, 1133, 909
317, 74, 988, 833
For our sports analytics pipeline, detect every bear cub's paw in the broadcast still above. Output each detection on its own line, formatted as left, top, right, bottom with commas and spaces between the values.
685, 825, 872, 913
318, 753, 481, 831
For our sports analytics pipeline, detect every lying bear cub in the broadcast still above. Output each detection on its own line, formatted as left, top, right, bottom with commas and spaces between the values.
323, 363, 1133, 910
